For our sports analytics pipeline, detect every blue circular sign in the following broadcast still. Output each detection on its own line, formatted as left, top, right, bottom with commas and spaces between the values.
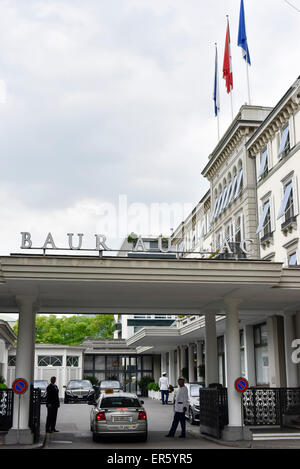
12, 378, 28, 394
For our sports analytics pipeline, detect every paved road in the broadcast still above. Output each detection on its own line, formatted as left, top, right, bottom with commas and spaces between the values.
41, 398, 234, 449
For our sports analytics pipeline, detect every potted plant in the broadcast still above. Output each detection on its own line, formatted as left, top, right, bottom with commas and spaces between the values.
138, 375, 153, 397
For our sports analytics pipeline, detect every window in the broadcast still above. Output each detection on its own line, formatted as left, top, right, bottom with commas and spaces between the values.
258, 148, 268, 179
220, 187, 228, 213
256, 201, 271, 237
223, 180, 232, 209
8, 355, 16, 366
277, 181, 294, 220
38, 355, 63, 367
228, 174, 237, 205
278, 124, 290, 158
66, 356, 79, 367
101, 396, 140, 408
253, 324, 269, 386
289, 252, 298, 266
240, 330, 246, 378
234, 168, 244, 199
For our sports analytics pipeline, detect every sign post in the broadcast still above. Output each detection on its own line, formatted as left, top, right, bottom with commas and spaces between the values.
12, 378, 28, 444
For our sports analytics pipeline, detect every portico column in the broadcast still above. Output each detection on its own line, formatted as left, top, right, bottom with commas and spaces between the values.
188, 343, 195, 383
223, 298, 244, 441
204, 313, 218, 386
284, 313, 298, 387
168, 350, 176, 387
6, 296, 37, 445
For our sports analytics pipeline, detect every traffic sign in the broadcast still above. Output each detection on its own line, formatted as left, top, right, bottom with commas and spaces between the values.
12, 378, 28, 395
234, 377, 249, 393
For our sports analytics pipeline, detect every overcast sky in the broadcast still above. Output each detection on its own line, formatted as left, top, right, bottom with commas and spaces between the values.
0, 0, 299, 254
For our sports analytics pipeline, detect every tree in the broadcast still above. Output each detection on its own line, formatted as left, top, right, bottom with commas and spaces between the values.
13, 314, 115, 345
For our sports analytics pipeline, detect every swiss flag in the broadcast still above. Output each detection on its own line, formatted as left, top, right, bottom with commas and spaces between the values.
223, 18, 233, 94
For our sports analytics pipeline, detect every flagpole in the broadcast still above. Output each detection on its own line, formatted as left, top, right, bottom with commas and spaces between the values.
246, 61, 251, 105
227, 15, 234, 121
215, 43, 220, 141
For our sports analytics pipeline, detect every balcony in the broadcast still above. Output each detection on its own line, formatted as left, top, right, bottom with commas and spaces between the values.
281, 216, 297, 235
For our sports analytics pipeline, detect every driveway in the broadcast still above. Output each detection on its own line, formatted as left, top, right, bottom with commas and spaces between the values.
41, 397, 234, 449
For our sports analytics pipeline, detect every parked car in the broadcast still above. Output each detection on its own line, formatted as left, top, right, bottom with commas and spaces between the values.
184, 382, 203, 425
99, 380, 122, 393
89, 391, 147, 442
64, 379, 95, 403
34, 380, 48, 404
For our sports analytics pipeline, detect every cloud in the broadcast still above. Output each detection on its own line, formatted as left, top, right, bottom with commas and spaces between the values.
0, 0, 299, 254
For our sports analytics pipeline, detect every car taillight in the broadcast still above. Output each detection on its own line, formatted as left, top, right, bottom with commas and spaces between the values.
96, 411, 106, 421
138, 411, 147, 421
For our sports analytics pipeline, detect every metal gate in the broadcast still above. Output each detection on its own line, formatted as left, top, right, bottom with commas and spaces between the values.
29, 385, 41, 443
199, 387, 228, 439
242, 387, 300, 426
0, 389, 14, 431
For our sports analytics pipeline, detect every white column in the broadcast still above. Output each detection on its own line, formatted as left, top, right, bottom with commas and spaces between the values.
204, 313, 218, 386
224, 298, 242, 428
6, 296, 36, 444
188, 343, 195, 383
168, 350, 176, 387
196, 341, 203, 381
284, 313, 298, 387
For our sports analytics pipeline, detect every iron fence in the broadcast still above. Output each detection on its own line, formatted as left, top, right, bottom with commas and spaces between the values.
199, 387, 228, 439
29, 385, 41, 443
0, 389, 14, 431
242, 387, 300, 426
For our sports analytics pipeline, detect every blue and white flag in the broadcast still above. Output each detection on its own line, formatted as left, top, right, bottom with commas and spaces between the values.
213, 44, 220, 117
238, 0, 251, 65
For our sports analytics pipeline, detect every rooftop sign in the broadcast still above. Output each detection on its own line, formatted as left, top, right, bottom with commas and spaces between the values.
20, 232, 255, 256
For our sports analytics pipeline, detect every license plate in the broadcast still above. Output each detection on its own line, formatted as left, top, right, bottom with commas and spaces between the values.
113, 416, 132, 422
109, 425, 137, 430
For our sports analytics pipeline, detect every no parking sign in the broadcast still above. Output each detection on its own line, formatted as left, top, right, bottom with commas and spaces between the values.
12, 378, 28, 395
234, 377, 249, 393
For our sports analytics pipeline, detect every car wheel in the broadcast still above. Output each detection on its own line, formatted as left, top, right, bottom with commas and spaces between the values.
92, 432, 101, 442
189, 407, 195, 425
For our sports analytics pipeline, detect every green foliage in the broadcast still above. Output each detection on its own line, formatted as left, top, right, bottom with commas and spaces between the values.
147, 382, 159, 391
13, 314, 115, 346
198, 364, 205, 379
84, 376, 99, 386
138, 375, 153, 391
0, 384, 8, 389
181, 367, 188, 380
168, 384, 174, 393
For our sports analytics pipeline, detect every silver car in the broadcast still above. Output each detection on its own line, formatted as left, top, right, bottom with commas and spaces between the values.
184, 383, 203, 425
89, 391, 148, 442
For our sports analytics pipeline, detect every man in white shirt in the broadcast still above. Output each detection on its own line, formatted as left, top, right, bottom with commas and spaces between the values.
159, 372, 169, 405
165, 377, 189, 438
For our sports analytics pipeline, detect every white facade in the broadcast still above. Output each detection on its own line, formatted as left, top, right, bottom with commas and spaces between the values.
247, 77, 300, 266
7, 344, 85, 398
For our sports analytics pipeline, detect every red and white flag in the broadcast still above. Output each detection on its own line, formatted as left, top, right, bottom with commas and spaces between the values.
223, 17, 233, 94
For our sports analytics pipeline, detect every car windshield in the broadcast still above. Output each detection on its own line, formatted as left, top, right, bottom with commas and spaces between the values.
67, 380, 92, 390
190, 384, 201, 397
34, 381, 47, 389
101, 397, 140, 408
100, 381, 120, 389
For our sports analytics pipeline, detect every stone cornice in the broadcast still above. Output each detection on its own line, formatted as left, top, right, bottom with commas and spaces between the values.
247, 81, 300, 157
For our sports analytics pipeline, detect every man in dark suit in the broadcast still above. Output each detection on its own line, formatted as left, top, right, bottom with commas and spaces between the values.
46, 376, 60, 433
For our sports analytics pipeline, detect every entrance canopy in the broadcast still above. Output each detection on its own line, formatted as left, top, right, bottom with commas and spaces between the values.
0, 255, 299, 315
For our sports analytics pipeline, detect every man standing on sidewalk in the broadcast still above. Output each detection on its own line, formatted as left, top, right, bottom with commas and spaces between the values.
159, 372, 169, 405
46, 376, 60, 433
165, 377, 189, 438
